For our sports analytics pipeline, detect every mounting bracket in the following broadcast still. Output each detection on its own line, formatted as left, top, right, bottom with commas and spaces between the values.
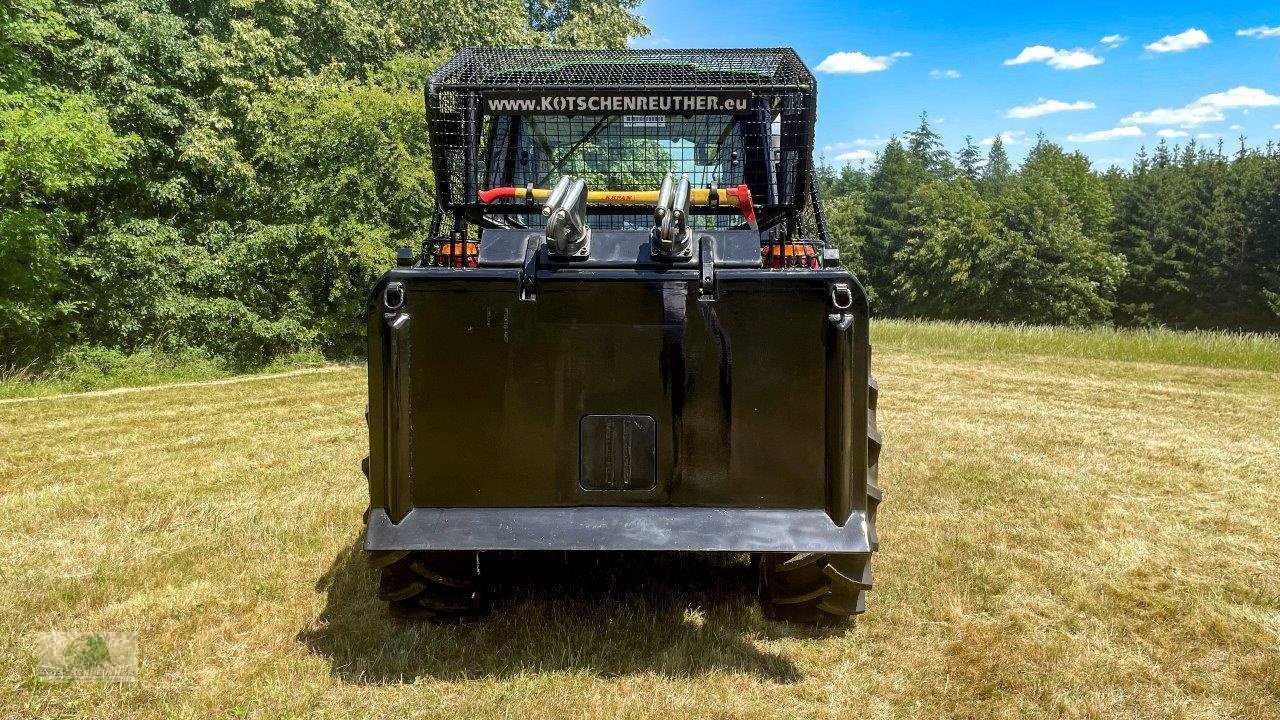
651, 173, 694, 258
543, 175, 591, 258
698, 235, 717, 301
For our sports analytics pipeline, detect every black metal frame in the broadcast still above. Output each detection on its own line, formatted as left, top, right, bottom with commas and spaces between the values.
425, 48, 818, 236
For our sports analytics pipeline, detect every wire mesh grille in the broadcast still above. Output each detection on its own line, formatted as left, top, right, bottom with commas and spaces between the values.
427, 48, 817, 234
431, 48, 813, 89
496, 114, 748, 230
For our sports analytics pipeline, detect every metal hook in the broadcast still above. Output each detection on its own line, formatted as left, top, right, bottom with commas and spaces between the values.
830, 282, 853, 311
384, 281, 405, 311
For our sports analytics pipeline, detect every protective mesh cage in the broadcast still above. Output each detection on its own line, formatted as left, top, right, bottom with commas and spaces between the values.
427, 48, 817, 233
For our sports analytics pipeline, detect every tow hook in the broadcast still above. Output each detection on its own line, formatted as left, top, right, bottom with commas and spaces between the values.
383, 281, 405, 311
830, 282, 853, 311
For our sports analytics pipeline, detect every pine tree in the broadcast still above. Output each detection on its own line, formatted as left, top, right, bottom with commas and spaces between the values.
1111, 146, 1169, 325
905, 112, 955, 180
1254, 146, 1280, 325
956, 136, 982, 181
863, 138, 927, 311
980, 136, 1012, 195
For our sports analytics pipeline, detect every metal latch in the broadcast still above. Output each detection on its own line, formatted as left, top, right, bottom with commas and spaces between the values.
518, 234, 540, 302
698, 235, 716, 301
543, 175, 590, 257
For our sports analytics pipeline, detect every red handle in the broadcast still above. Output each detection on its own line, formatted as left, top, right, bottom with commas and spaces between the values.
727, 184, 757, 226
477, 187, 517, 203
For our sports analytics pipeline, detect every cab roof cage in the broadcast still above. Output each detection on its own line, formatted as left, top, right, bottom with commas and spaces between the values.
426, 48, 819, 234
429, 47, 814, 90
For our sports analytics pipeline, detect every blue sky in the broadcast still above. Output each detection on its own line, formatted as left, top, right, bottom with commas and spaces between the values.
632, 1, 1280, 168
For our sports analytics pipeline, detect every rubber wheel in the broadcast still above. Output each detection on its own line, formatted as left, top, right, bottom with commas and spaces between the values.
370, 550, 489, 623
757, 377, 882, 625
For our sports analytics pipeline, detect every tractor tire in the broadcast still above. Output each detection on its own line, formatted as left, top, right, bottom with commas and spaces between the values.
757, 377, 882, 625
369, 550, 489, 623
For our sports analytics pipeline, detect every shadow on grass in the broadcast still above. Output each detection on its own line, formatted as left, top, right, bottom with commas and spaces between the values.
298, 536, 818, 684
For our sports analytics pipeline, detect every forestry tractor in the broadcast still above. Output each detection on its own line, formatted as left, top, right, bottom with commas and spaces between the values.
362, 48, 882, 625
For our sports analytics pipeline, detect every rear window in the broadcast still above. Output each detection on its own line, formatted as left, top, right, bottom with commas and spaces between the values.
491, 114, 748, 230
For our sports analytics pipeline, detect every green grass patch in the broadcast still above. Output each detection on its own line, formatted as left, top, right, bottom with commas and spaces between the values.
874, 318, 1280, 372
0, 346, 331, 400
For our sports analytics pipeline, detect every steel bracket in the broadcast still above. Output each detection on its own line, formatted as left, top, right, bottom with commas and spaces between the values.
698, 235, 717, 301
651, 173, 694, 258
543, 175, 591, 257
518, 234, 540, 302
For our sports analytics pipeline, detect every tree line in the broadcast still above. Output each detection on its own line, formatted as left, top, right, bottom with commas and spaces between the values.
819, 117, 1280, 331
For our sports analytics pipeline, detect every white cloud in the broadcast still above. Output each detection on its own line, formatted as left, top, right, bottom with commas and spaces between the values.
1238, 26, 1280, 39
1006, 99, 1096, 119
1004, 45, 1103, 70
930, 69, 961, 79
835, 150, 877, 163
1157, 129, 1189, 138
816, 50, 911, 74
980, 131, 1027, 146
1229, 124, 1245, 131
1066, 126, 1144, 142
1145, 28, 1211, 53
1121, 86, 1280, 128
1121, 105, 1224, 127
1100, 34, 1129, 48
1196, 86, 1280, 110
1275, 124, 1280, 130
1197, 133, 1219, 139
824, 138, 889, 153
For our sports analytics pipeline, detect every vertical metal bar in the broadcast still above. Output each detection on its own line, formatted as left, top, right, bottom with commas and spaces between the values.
464, 95, 479, 212
809, 176, 830, 247
824, 308, 855, 520
382, 311, 413, 522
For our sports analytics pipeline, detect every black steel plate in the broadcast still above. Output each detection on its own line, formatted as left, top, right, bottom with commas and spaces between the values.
579, 414, 657, 491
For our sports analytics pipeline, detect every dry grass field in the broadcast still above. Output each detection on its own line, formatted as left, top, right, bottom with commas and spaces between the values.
2, 321, 1278, 719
